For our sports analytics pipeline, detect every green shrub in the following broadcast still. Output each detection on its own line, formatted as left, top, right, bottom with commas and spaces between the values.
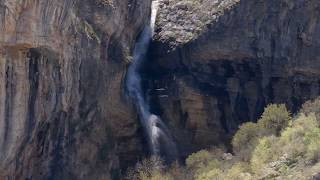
186, 150, 214, 169
251, 136, 277, 172
225, 162, 252, 180
232, 122, 261, 161
304, 127, 320, 163
301, 97, 320, 123
278, 114, 318, 162
186, 149, 223, 179
258, 104, 291, 136
167, 162, 192, 180
196, 168, 223, 180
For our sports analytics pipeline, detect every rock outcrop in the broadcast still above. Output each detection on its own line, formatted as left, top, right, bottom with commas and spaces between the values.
155, 0, 239, 47
0, 0, 150, 179
150, 0, 320, 157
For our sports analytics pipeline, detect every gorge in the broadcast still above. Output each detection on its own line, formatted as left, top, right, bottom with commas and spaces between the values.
0, 0, 320, 179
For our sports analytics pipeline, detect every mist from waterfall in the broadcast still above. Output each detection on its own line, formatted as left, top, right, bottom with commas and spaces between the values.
126, 0, 177, 161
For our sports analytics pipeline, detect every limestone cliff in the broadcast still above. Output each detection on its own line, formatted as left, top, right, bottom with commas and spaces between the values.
1, 0, 320, 178
0, 0, 150, 179
150, 0, 320, 157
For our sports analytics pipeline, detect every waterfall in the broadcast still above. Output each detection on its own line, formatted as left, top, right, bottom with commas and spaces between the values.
151, 0, 159, 35
126, 0, 178, 161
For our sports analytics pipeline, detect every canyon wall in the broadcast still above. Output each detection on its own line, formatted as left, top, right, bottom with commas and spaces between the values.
1, 0, 320, 179
150, 0, 320, 157
0, 0, 150, 179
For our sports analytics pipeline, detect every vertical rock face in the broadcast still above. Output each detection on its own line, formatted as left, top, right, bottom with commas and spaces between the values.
150, 0, 320, 156
0, 0, 150, 179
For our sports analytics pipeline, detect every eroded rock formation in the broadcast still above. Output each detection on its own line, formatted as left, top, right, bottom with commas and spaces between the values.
149, 0, 320, 157
0, 0, 150, 179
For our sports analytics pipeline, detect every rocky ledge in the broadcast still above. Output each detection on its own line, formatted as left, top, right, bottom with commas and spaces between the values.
155, 0, 240, 47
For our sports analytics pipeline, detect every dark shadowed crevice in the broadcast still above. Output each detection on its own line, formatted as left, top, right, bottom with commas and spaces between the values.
2, 63, 13, 154
26, 49, 40, 138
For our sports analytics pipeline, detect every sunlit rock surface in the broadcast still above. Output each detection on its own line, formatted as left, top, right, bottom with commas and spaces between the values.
155, 0, 240, 47
0, 0, 150, 179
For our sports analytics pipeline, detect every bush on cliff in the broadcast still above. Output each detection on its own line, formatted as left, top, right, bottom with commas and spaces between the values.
300, 97, 320, 122
232, 122, 261, 161
126, 98, 320, 179
232, 104, 291, 161
258, 104, 291, 136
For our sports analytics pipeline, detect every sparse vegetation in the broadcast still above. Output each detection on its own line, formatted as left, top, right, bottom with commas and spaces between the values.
83, 21, 101, 43
123, 47, 133, 64
127, 98, 320, 179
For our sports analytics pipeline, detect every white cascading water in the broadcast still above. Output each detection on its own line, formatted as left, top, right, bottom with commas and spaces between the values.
126, 0, 177, 161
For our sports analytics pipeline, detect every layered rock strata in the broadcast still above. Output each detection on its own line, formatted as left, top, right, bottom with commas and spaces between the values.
0, 0, 150, 179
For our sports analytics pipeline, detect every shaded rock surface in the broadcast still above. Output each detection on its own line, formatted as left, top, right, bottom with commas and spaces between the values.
149, 0, 320, 157
0, 0, 150, 179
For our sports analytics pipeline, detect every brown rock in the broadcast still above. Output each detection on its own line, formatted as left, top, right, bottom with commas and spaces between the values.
0, 0, 151, 179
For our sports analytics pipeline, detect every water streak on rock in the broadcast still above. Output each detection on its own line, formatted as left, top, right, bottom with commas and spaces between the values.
126, 0, 177, 161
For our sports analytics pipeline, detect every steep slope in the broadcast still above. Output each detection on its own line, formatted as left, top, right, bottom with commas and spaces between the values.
149, 0, 320, 157
0, 0, 150, 179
